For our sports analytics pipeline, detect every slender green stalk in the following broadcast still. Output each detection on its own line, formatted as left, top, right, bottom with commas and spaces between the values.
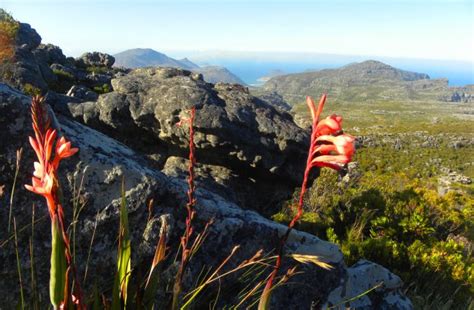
50, 215, 67, 308
13, 218, 25, 309
83, 211, 99, 286
71, 169, 87, 265
8, 148, 22, 233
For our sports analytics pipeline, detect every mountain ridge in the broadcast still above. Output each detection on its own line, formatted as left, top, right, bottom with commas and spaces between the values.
261, 60, 472, 104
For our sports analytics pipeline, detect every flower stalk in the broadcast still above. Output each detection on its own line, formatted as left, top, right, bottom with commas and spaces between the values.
259, 94, 355, 309
24, 96, 84, 309
172, 106, 197, 310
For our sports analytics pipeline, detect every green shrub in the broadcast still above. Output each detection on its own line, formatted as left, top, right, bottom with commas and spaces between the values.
52, 69, 74, 80
273, 149, 474, 307
23, 83, 42, 96
93, 83, 111, 94
86, 66, 109, 74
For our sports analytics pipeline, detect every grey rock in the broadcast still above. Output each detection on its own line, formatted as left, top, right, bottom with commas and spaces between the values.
9, 47, 48, 91
76, 52, 115, 68
0, 23, 52, 91
324, 260, 413, 309
15, 22, 42, 50
67, 67, 309, 212
257, 91, 292, 111
33, 44, 67, 65
66, 85, 98, 101
84, 72, 111, 86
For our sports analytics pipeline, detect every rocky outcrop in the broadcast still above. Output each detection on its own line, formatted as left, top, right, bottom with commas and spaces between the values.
254, 90, 292, 111
1, 22, 121, 98
0, 83, 412, 309
15, 22, 41, 50
66, 67, 309, 213
75, 51, 115, 68
438, 167, 472, 195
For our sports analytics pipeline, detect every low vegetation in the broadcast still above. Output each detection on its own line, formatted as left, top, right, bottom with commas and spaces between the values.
273, 98, 474, 308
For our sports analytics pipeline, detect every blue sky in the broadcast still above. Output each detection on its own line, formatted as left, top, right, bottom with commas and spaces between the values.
2, 0, 473, 62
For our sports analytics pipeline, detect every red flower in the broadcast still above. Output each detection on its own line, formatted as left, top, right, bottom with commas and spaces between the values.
311, 134, 355, 170
306, 95, 355, 170
24, 96, 84, 308
25, 97, 78, 218
261, 94, 356, 304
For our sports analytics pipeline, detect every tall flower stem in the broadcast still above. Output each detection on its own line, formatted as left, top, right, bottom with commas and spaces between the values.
259, 94, 355, 309
172, 106, 197, 310
8, 148, 23, 233
25, 96, 84, 309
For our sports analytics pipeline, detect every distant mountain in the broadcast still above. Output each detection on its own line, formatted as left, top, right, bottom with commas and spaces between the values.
194, 66, 245, 85
261, 60, 472, 104
178, 57, 200, 69
114, 48, 198, 70
114, 48, 245, 85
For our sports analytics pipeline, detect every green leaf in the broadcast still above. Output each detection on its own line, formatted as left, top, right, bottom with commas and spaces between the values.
92, 283, 101, 310
143, 220, 167, 309
112, 178, 132, 309
50, 215, 67, 307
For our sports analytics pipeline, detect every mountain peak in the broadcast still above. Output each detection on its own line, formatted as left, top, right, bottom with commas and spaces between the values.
341, 60, 430, 81
114, 48, 196, 70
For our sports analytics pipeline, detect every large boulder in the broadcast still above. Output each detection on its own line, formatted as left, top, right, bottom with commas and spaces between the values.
33, 43, 67, 65
0, 83, 412, 309
76, 52, 115, 68
66, 85, 99, 101
1, 23, 55, 92
66, 67, 309, 213
15, 22, 41, 50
